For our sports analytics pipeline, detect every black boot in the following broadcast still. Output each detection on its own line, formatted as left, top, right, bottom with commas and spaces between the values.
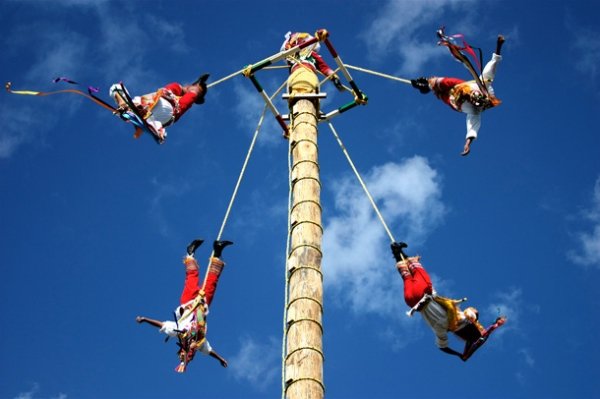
496, 35, 505, 55
213, 240, 233, 258
192, 74, 210, 104
411, 77, 431, 94
192, 73, 210, 86
186, 239, 204, 256
391, 242, 409, 262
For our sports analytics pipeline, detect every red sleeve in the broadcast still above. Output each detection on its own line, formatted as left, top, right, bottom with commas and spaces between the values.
163, 82, 198, 121
164, 82, 184, 96
312, 51, 334, 76
176, 91, 198, 120
433, 77, 465, 94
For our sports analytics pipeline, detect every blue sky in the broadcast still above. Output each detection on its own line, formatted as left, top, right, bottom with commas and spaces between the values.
1, 0, 600, 398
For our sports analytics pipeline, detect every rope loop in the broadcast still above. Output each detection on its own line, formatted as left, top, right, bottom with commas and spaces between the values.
290, 220, 323, 235
291, 159, 320, 172
288, 264, 323, 281
286, 317, 324, 334
290, 138, 318, 152
285, 345, 325, 362
287, 295, 324, 313
290, 199, 322, 214
285, 376, 325, 394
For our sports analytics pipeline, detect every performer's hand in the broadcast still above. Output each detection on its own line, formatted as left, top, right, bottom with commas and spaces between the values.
461, 138, 473, 156
113, 104, 129, 115
220, 359, 228, 368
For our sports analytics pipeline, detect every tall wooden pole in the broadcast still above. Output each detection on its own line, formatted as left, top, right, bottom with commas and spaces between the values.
284, 88, 324, 397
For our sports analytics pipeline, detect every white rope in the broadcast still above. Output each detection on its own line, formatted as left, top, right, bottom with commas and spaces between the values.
262, 65, 290, 70
344, 64, 412, 85
326, 122, 396, 243
216, 110, 266, 241
282, 110, 293, 399
200, 104, 267, 290
207, 39, 320, 90
211, 78, 287, 255
206, 68, 245, 89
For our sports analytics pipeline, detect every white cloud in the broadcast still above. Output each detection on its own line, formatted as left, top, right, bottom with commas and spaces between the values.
486, 286, 523, 331
229, 336, 280, 392
569, 177, 600, 268
518, 348, 535, 367
231, 77, 288, 146
323, 156, 446, 316
14, 383, 39, 399
486, 287, 539, 386
573, 35, 600, 80
377, 320, 424, 352
25, 32, 88, 83
567, 16, 600, 83
48, 0, 109, 5
148, 16, 189, 54
571, 226, 600, 267
233, 82, 267, 131
93, 7, 158, 86
515, 371, 526, 386
0, 105, 46, 159
149, 177, 192, 237
362, 0, 476, 74
14, 383, 67, 399
3, 2, 198, 158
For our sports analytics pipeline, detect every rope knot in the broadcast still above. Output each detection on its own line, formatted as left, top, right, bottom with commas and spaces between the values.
354, 92, 368, 105
242, 65, 253, 78
315, 29, 329, 41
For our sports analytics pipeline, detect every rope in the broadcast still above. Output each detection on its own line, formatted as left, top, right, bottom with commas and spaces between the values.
262, 65, 290, 71
344, 64, 412, 85
287, 318, 323, 334
326, 122, 396, 243
285, 377, 326, 395
202, 78, 288, 291
291, 159, 320, 172
291, 199, 322, 214
287, 264, 324, 281
199, 105, 267, 290
291, 138, 319, 151
290, 220, 323, 234
282, 115, 293, 399
206, 68, 245, 89
285, 345, 325, 361
287, 296, 324, 313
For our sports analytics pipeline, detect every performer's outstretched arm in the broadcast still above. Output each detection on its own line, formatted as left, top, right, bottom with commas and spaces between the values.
209, 349, 228, 368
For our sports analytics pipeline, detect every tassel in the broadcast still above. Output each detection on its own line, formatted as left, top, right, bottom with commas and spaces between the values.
175, 362, 186, 373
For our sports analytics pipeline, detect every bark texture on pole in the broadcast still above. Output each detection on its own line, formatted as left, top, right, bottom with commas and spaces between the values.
284, 93, 324, 399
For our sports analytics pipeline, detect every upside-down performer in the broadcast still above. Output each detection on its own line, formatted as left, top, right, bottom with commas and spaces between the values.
109, 74, 209, 143
411, 32, 505, 156
391, 242, 506, 361
136, 238, 233, 372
